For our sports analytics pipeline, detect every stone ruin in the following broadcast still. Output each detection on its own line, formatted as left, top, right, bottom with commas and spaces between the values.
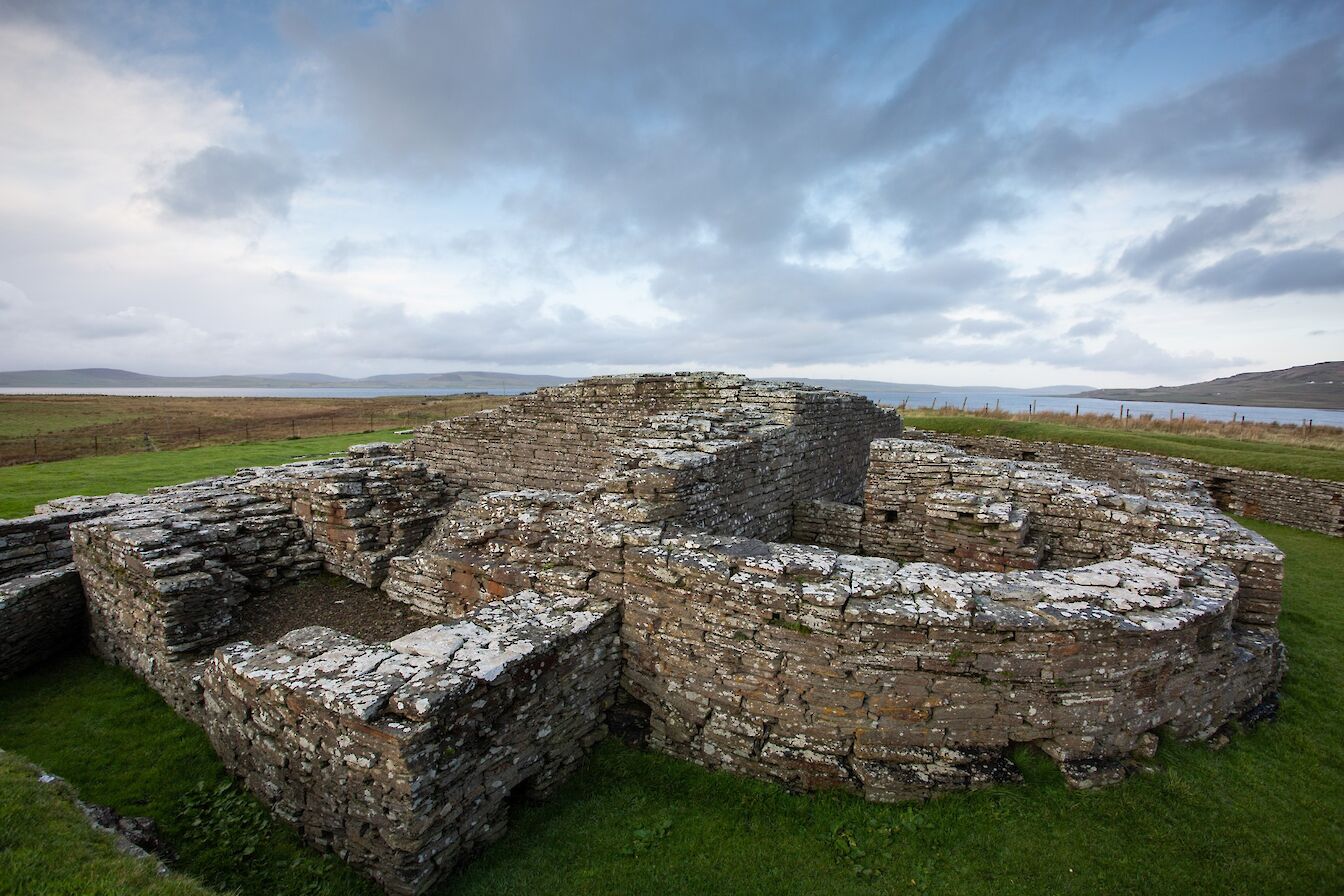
0, 373, 1286, 894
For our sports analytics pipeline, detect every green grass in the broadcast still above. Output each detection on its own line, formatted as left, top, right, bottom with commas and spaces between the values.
0, 398, 142, 437
0, 520, 1339, 895
0, 750, 214, 896
906, 414, 1344, 481
0, 430, 412, 519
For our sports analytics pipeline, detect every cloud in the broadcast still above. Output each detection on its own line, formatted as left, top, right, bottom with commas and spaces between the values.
1064, 316, 1118, 338
153, 145, 303, 220
953, 317, 1024, 338
3, 6, 1341, 385
1118, 194, 1280, 278
1025, 36, 1344, 184
1181, 245, 1344, 299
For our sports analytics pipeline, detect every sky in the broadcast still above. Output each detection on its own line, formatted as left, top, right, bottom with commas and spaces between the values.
1, 0, 1342, 388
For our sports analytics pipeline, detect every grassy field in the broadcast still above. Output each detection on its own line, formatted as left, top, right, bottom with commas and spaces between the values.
0, 429, 412, 519
0, 519, 1339, 896
0, 750, 214, 896
906, 413, 1344, 481
0, 394, 500, 466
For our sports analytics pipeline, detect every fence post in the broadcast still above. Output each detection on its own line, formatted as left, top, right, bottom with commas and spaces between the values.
291, 419, 297, 438
33, 437, 37, 459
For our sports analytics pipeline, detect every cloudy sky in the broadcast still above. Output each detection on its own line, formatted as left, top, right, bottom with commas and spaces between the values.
1, 0, 1342, 387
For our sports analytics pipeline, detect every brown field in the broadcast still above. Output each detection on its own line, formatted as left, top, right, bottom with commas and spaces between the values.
904, 402, 1344, 450
0, 394, 506, 466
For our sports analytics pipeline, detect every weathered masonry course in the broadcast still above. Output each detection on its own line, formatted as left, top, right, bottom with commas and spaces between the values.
0, 373, 1289, 894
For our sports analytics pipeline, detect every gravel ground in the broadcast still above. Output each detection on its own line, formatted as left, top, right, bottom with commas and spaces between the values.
234, 573, 444, 644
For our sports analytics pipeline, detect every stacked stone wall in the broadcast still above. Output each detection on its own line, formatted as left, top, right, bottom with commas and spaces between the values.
383, 483, 1282, 798
855, 441, 1284, 628
791, 499, 863, 552
914, 429, 1344, 537
620, 537, 1281, 799
0, 497, 137, 580
72, 484, 319, 713
239, 444, 457, 587
0, 565, 84, 678
410, 374, 901, 533
202, 592, 620, 895
411, 374, 756, 492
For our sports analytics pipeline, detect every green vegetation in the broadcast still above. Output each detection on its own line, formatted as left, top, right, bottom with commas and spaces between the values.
906, 413, 1344, 481
0, 750, 214, 896
0, 430, 411, 519
0, 398, 142, 438
0, 519, 1338, 895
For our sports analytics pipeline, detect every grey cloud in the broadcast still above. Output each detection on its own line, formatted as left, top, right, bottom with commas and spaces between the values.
293, 0, 1175, 259
647, 250, 1012, 322
154, 146, 304, 220
1026, 37, 1344, 184
869, 0, 1171, 146
1181, 245, 1344, 299
954, 317, 1023, 338
327, 297, 1230, 378
793, 219, 852, 256
872, 128, 1027, 252
1065, 316, 1118, 338
65, 306, 175, 339
1118, 194, 1280, 278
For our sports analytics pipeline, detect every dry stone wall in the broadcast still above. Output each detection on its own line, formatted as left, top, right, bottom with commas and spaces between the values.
620, 537, 1281, 797
73, 482, 320, 713
385, 484, 1282, 800
0, 496, 135, 581
202, 591, 620, 895
830, 440, 1284, 629
0, 565, 84, 679
239, 443, 457, 587
411, 373, 901, 540
914, 429, 1344, 537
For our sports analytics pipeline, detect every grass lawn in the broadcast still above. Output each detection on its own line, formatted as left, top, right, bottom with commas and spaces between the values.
905, 413, 1344, 481
0, 429, 411, 519
0, 518, 1338, 896
0, 750, 214, 896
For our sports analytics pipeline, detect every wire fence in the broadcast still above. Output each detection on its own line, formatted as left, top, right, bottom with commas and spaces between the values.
0, 403, 498, 467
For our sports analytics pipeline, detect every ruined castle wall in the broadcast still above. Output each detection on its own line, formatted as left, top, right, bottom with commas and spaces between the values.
238, 445, 458, 587
664, 398, 900, 541
0, 565, 84, 679
791, 499, 863, 552
201, 592, 620, 896
0, 497, 138, 581
72, 486, 319, 714
384, 488, 1282, 801
409, 374, 753, 492
854, 440, 1284, 628
915, 429, 1344, 538
619, 538, 1282, 800
409, 375, 902, 528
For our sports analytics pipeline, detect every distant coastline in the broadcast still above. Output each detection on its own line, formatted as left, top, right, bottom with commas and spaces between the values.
1070, 361, 1344, 411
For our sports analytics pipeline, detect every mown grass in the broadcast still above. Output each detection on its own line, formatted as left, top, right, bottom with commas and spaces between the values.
0, 429, 412, 519
906, 413, 1344, 481
0, 519, 1338, 896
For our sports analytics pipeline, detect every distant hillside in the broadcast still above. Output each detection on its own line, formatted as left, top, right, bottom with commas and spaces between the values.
1075, 361, 1344, 410
0, 368, 575, 390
